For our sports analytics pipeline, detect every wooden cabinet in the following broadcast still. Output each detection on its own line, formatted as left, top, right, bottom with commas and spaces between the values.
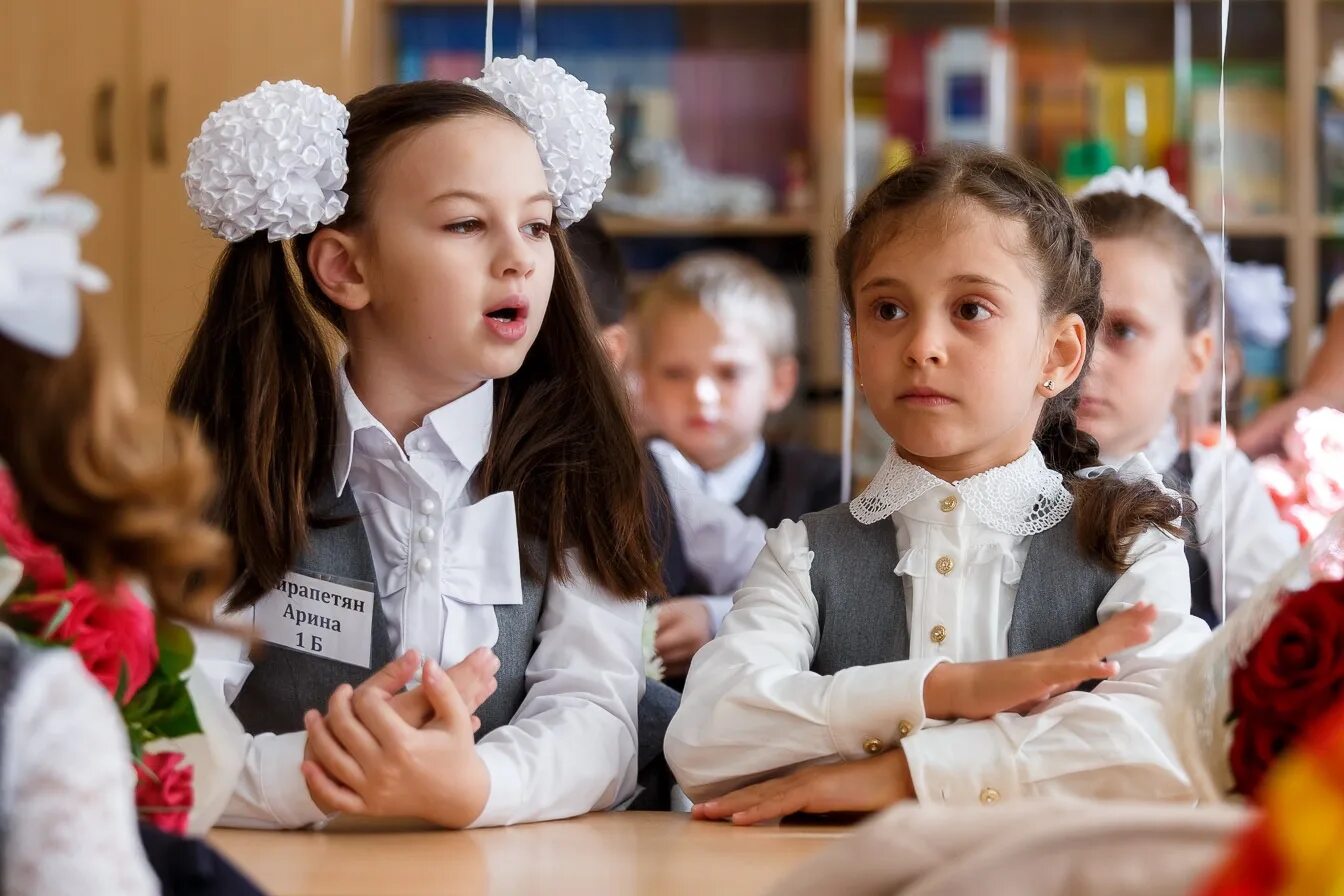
0, 0, 374, 403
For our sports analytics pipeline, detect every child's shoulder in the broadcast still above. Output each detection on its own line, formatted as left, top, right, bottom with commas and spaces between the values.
767, 442, 844, 495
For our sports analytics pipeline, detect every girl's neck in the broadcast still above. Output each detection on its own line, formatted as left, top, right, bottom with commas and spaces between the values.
896, 439, 1034, 482
344, 355, 485, 445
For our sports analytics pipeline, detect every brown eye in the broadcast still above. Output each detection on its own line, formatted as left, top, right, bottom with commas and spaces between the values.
876, 302, 903, 321
956, 302, 990, 322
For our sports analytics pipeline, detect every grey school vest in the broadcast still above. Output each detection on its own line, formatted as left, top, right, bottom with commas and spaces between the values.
230, 480, 547, 738
803, 504, 1119, 674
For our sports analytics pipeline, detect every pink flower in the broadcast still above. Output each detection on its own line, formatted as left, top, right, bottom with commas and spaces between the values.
135, 752, 193, 835
1305, 468, 1344, 516
1256, 456, 1304, 513
0, 473, 68, 591
9, 581, 158, 703
1285, 408, 1344, 467
1286, 505, 1333, 544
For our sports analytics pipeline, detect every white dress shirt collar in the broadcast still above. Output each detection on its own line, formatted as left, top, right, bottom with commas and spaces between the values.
332, 365, 494, 497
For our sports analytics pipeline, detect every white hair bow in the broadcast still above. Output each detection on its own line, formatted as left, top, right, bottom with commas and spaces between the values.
0, 115, 108, 358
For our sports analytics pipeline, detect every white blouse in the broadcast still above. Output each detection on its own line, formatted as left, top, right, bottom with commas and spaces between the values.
1110, 420, 1300, 620
0, 620, 157, 895
665, 445, 1212, 806
648, 439, 768, 633
196, 370, 643, 829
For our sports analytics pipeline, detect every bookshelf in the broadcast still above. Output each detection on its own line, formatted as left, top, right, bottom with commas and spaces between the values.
366, 0, 1341, 450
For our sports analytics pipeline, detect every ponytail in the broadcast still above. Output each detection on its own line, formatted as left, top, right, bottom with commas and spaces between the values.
1036, 391, 1186, 572
168, 234, 341, 610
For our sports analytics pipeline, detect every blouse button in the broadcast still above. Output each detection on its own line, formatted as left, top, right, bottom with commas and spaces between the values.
936, 555, 954, 576
898, 720, 913, 738
939, 495, 958, 512
415, 557, 433, 575
930, 624, 948, 644
419, 498, 437, 515
414, 437, 431, 452
418, 526, 436, 543
980, 787, 1001, 805
862, 737, 883, 755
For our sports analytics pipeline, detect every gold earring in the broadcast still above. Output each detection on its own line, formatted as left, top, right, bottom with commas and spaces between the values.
1043, 379, 1055, 391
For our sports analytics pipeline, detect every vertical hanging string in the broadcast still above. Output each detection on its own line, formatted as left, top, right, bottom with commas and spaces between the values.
1219, 0, 1229, 621
484, 0, 496, 67
521, 0, 538, 59
341, 0, 355, 74
840, 0, 858, 502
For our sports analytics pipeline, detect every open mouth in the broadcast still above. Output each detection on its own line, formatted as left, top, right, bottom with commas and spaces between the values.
483, 298, 530, 342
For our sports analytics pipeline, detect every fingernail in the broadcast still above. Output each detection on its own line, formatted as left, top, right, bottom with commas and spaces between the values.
426, 659, 442, 682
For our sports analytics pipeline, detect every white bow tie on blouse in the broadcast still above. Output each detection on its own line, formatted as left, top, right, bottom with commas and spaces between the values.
357, 487, 524, 660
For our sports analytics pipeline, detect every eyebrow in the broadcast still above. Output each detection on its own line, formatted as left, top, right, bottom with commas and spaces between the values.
858, 273, 1013, 294
428, 189, 554, 207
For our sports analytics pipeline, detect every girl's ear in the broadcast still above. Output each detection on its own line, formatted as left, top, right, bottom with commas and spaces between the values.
308, 228, 371, 312
1039, 312, 1087, 398
1177, 327, 1215, 396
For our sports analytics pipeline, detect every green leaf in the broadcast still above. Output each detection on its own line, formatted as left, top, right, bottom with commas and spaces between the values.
37, 599, 73, 640
155, 619, 195, 681
140, 685, 202, 740
113, 660, 130, 705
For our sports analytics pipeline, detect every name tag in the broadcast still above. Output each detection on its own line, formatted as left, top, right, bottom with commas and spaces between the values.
253, 570, 375, 669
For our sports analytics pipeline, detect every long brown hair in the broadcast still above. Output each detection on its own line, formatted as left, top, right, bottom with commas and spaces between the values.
0, 304, 232, 622
170, 80, 659, 609
836, 148, 1184, 570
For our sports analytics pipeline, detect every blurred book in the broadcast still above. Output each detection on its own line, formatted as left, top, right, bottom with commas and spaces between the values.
1192, 62, 1285, 218
1016, 39, 1090, 176
1090, 64, 1174, 170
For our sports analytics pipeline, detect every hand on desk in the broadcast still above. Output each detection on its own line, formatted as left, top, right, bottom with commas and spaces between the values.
691, 603, 1156, 826
693, 751, 916, 826
300, 649, 498, 827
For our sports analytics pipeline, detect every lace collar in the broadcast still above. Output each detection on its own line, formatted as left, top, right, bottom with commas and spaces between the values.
851, 443, 1073, 537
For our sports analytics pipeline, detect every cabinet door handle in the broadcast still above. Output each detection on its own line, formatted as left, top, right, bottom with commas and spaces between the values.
93, 81, 116, 168
148, 80, 168, 166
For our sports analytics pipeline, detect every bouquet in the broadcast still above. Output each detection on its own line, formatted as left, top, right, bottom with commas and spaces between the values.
1254, 408, 1344, 543
1166, 510, 1344, 805
1200, 698, 1344, 895
0, 470, 198, 834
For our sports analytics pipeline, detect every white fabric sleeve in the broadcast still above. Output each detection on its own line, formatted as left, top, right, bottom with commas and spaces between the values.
471, 557, 642, 827
4, 649, 159, 896
190, 618, 328, 829
1189, 443, 1301, 620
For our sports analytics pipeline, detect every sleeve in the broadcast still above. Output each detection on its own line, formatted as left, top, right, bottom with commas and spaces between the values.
901, 523, 1211, 806
1190, 444, 1301, 619
470, 555, 643, 827
4, 650, 159, 896
190, 615, 329, 830
664, 520, 944, 803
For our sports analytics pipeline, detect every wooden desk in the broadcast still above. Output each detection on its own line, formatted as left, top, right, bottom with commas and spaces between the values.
209, 812, 850, 896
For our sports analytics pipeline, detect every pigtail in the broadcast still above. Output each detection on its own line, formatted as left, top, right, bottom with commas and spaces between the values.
1037, 384, 1186, 572
168, 234, 341, 610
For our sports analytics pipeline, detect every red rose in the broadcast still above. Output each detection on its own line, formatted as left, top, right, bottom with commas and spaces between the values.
10, 581, 158, 703
135, 752, 193, 835
1231, 581, 1344, 723
1228, 714, 1294, 799
0, 473, 68, 591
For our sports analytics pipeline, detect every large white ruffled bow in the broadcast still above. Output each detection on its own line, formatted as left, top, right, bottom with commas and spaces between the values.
0, 114, 108, 357
359, 489, 523, 613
